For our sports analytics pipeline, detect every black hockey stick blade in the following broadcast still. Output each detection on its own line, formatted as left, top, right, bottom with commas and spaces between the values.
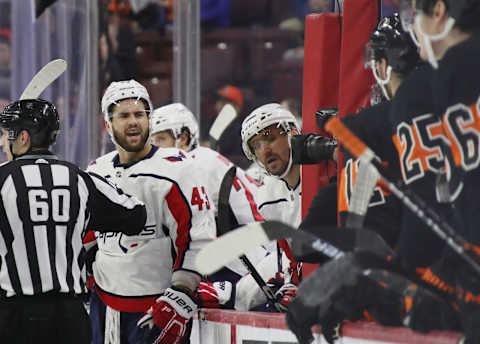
216, 166, 237, 236
196, 220, 392, 275
215, 166, 285, 311
291, 223, 393, 263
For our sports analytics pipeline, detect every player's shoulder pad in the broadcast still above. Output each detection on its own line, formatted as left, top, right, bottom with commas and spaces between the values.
86, 151, 117, 172
152, 147, 190, 163
343, 101, 392, 127
189, 146, 233, 168
257, 175, 288, 200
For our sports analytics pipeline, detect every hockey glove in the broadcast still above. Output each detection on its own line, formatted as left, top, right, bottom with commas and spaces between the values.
137, 287, 197, 344
461, 309, 480, 344
194, 281, 234, 308
286, 297, 316, 344
275, 283, 297, 309
403, 284, 459, 333
319, 309, 343, 344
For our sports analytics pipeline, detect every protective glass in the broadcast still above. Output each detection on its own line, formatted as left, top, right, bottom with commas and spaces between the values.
364, 42, 376, 69
398, 0, 415, 32
370, 83, 385, 106
248, 127, 286, 153
398, 0, 421, 47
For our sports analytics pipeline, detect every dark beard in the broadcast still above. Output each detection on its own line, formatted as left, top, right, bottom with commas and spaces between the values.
113, 130, 149, 152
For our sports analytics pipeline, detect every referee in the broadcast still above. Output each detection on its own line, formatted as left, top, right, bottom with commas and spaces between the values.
0, 99, 147, 344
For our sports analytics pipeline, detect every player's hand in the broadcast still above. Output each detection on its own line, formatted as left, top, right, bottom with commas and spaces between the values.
462, 309, 480, 344
194, 281, 233, 308
319, 309, 343, 344
275, 283, 297, 309
286, 296, 317, 344
403, 284, 459, 333
137, 287, 197, 344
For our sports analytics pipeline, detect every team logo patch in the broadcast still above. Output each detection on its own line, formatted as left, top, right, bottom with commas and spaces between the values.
164, 151, 186, 162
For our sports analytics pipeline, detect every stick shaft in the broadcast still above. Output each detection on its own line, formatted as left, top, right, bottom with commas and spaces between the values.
326, 117, 480, 276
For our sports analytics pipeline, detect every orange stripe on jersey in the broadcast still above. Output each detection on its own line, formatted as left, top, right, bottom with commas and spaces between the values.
338, 159, 357, 213
339, 158, 389, 213
338, 166, 349, 213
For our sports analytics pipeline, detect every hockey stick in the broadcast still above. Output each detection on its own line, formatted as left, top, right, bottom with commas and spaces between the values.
325, 117, 480, 276
209, 104, 237, 148
345, 161, 380, 229
20, 59, 67, 100
216, 166, 286, 312
196, 220, 393, 276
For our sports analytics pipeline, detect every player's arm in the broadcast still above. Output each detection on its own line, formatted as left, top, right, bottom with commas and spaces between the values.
228, 168, 264, 224
137, 174, 216, 344
81, 170, 146, 235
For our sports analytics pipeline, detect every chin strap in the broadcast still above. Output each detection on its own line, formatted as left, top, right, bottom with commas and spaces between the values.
415, 14, 456, 69
9, 141, 18, 160
277, 134, 294, 180
371, 62, 393, 100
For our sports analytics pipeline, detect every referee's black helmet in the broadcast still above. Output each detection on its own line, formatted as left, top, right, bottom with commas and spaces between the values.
0, 99, 60, 147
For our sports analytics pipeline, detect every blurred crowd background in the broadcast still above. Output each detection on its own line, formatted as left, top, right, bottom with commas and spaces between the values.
0, 0, 399, 166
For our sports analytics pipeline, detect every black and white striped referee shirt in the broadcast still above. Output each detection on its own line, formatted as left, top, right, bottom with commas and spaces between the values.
0, 151, 146, 298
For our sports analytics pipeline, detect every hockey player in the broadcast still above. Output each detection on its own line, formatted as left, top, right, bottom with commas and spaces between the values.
287, 13, 461, 344
239, 104, 335, 310
150, 103, 303, 312
86, 80, 216, 344
338, 13, 419, 249
241, 103, 302, 231
238, 104, 304, 310
400, 1, 480, 341
150, 103, 264, 247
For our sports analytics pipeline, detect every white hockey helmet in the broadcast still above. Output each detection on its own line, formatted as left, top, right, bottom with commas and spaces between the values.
101, 79, 153, 122
101, 80, 153, 148
241, 103, 299, 161
150, 103, 199, 150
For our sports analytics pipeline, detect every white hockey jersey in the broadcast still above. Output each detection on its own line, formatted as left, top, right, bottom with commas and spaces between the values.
257, 175, 302, 228
234, 174, 302, 311
188, 147, 263, 223
86, 146, 216, 312
188, 147, 267, 276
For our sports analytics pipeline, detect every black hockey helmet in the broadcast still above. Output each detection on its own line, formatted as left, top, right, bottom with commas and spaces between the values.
365, 13, 419, 76
0, 99, 60, 147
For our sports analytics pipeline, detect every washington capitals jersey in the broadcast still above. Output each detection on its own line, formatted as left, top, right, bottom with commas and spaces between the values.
339, 101, 402, 248
86, 146, 216, 312
187, 146, 266, 276
188, 147, 263, 224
